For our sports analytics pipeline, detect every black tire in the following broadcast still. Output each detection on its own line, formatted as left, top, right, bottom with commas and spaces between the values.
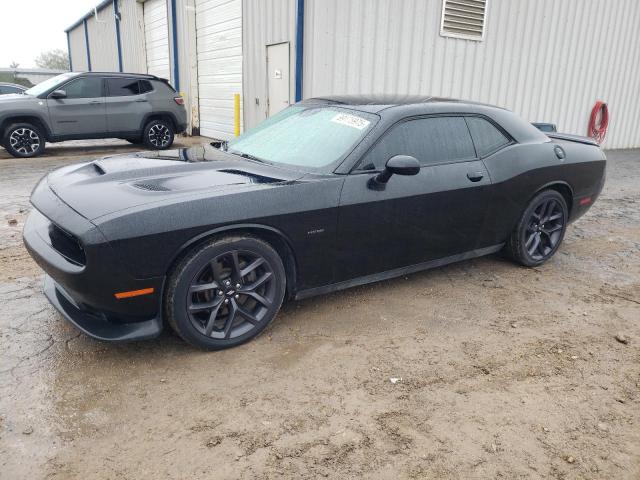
165, 236, 286, 350
142, 119, 174, 150
506, 189, 568, 267
2, 122, 46, 158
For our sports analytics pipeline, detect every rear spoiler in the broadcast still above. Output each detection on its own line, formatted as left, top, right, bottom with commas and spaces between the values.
546, 132, 599, 146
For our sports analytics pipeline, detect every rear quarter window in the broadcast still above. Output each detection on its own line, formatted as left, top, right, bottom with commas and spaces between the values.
106, 78, 141, 96
140, 80, 153, 93
465, 116, 511, 157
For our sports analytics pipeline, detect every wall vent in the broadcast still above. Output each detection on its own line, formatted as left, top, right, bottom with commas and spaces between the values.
440, 0, 488, 41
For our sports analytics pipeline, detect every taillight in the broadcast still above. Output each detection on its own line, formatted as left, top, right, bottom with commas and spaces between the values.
174, 96, 184, 105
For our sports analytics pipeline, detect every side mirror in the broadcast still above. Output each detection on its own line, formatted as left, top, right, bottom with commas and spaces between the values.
49, 90, 67, 99
368, 155, 420, 190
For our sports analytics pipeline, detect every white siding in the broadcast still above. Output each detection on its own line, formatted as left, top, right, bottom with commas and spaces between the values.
68, 26, 88, 72
302, 0, 640, 149
119, 0, 147, 73
86, 2, 119, 71
242, 0, 296, 129
196, 0, 243, 140
144, 0, 172, 80
174, 0, 200, 133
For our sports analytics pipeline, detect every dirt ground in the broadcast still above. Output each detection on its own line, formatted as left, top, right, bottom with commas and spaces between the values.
0, 140, 638, 480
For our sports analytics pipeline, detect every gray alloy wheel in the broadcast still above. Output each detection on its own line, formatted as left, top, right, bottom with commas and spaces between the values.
3, 123, 46, 158
506, 189, 568, 267
165, 236, 286, 350
143, 119, 174, 150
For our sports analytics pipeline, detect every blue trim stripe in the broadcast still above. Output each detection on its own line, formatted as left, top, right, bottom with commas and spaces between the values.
295, 0, 304, 102
170, 0, 180, 90
66, 32, 73, 71
83, 18, 92, 71
113, 0, 123, 72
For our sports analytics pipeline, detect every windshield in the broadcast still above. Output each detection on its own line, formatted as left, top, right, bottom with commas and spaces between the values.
227, 106, 377, 169
24, 73, 77, 97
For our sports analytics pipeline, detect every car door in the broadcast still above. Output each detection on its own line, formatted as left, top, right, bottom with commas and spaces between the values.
105, 78, 152, 134
335, 115, 493, 282
46, 76, 106, 136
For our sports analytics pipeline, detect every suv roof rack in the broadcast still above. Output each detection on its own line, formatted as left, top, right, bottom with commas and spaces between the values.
76, 71, 160, 80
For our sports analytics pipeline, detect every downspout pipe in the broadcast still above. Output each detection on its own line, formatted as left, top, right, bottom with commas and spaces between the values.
295, 0, 304, 102
170, 0, 180, 90
66, 31, 73, 71
113, 0, 123, 72
83, 18, 92, 71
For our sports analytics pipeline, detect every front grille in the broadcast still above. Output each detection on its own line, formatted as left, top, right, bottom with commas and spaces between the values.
48, 223, 86, 266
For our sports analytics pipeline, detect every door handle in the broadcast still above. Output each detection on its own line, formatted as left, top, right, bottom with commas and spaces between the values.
135, 99, 148, 103
466, 171, 484, 182
88, 100, 101, 104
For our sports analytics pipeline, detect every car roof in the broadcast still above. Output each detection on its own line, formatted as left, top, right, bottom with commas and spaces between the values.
74, 71, 162, 80
301, 94, 507, 114
0, 82, 26, 88
301, 94, 549, 147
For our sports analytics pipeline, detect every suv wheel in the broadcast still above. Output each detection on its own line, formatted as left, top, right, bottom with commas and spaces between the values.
142, 119, 174, 150
3, 123, 46, 158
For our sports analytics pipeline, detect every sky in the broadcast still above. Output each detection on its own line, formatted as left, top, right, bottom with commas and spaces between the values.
0, 0, 99, 68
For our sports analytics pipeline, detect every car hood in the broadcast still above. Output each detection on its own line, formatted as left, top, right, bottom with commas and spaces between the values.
0, 93, 35, 105
46, 146, 306, 221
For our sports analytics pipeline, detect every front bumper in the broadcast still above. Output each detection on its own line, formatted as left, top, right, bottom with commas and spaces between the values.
44, 275, 162, 342
23, 180, 165, 342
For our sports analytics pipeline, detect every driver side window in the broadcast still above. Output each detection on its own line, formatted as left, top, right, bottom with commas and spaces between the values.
59, 77, 103, 99
358, 116, 476, 171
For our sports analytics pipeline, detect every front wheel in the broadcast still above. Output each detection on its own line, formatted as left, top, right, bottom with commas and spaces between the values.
506, 190, 568, 267
165, 236, 286, 350
3, 123, 46, 158
142, 119, 174, 150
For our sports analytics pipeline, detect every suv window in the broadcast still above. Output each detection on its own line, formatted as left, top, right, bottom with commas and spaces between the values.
106, 78, 142, 96
140, 80, 153, 94
465, 116, 510, 157
0, 85, 23, 94
61, 77, 103, 99
360, 116, 476, 170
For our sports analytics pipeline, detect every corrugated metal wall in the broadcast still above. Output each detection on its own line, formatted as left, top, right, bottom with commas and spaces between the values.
242, 0, 297, 129
68, 25, 89, 71
195, 0, 243, 139
175, 0, 200, 134
85, 2, 120, 71
302, 0, 640, 149
119, 0, 147, 73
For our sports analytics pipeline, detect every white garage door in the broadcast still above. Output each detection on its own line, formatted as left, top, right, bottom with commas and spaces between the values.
195, 0, 243, 140
144, 0, 171, 81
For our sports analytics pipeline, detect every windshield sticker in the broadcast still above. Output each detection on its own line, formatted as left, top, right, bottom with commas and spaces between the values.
331, 113, 371, 130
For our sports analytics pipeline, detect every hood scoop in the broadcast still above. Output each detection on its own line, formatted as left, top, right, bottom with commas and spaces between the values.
132, 182, 171, 192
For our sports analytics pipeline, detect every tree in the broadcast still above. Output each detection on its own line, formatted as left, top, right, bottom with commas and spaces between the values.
34, 49, 69, 70
9, 61, 19, 69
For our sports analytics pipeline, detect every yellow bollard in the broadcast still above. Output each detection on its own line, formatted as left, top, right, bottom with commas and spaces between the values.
234, 93, 241, 137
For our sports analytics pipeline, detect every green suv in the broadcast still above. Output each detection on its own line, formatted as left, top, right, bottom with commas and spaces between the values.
0, 72, 187, 158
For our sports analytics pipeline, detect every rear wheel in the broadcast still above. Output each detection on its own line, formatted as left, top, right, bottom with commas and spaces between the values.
506, 190, 568, 267
3, 123, 46, 158
142, 119, 174, 150
165, 236, 286, 350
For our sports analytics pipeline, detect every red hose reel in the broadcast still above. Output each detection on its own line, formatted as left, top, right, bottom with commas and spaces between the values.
587, 101, 609, 144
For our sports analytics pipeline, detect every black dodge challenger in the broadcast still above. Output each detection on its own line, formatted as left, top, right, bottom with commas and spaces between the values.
23, 96, 606, 349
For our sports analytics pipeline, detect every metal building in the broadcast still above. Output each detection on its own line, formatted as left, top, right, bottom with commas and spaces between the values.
67, 0, 640, 148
